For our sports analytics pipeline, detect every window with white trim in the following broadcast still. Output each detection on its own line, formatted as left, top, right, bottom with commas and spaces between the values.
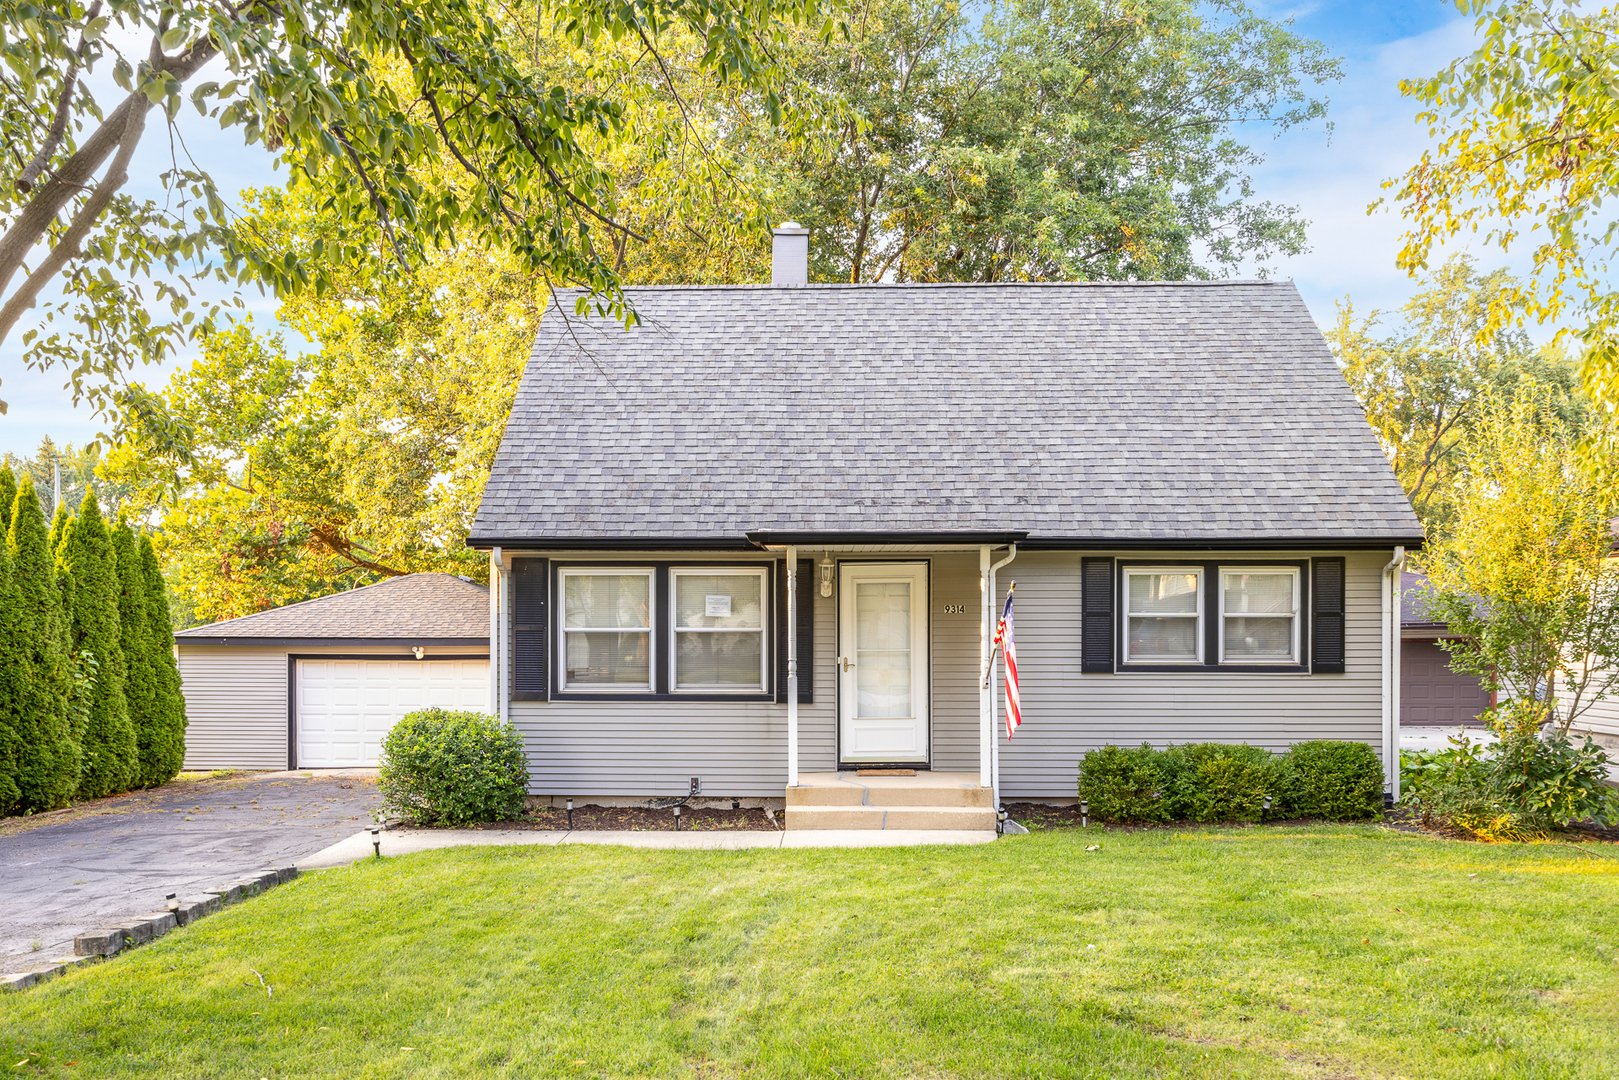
1220, 567, 1300, 664
671, 568, 768, 692
559, 568, 654, 690
1124, 567, 1202, 663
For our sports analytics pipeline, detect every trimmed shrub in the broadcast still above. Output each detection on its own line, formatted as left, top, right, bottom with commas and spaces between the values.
6, 478, 79, 811
1163, 743, 1286, 823
56, 495, 136, 800
137, 532, 187, 785
0, 538, 22, 814
1283, 740, 1384, 820
112, 519, 159, 787
1078, 743, 1172, 823
378, 708, 529, 826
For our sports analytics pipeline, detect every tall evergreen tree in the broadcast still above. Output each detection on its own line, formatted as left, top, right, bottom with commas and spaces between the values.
0, 468, 16, 534
49, 500, 69, 555
6, 478, 79, 810
57, 496, 136, 799
138, 533, 187, 784
0, 537, 22, 814
112, 519, 158, 787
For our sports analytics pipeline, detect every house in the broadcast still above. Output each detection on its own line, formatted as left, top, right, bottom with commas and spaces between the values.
1400, 568, 1491, 727
174, 573, 490, 770
467, 225, 1425, 829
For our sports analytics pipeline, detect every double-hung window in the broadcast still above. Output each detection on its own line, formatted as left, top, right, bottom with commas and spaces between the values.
1124, 568, 1203, 663
671, 569, 768, 693
1220, 568, 1300, 664
560, 569, 654, 691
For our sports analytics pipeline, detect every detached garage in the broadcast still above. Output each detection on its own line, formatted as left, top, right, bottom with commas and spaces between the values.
175, 573, 490, 770
1400, 569, 1491, 727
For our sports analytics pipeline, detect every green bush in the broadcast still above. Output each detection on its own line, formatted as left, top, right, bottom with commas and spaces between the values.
1283, 740, 1384, 821
1402, 726, 1619, 839
1078, 744, 1172, 823
1162, 742, 1285, 823
378, 708, 529, 826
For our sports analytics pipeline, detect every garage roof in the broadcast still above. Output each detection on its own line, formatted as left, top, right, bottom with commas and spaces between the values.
174, 573, 489, 644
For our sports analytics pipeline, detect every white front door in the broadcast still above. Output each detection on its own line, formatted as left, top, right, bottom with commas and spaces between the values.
838, 562, 929, 764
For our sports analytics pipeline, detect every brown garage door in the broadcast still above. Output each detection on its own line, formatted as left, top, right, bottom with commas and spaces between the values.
1402, 639, 1490, 725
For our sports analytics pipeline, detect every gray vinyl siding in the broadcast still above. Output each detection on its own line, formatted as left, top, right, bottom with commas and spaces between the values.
1563, 683, 1619, 739
507, 549, 1391, 798
995, 550, 1387, 798
178, 643, 487, 770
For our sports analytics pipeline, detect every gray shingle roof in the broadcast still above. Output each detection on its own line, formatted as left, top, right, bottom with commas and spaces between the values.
174, 573, 488, 641
471, 281, 1422, 545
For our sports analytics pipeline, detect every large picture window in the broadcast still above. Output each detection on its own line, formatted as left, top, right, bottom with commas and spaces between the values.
1124, 568, 1203, 663
1220, 568, 1300, 664
559, 569, 654, 691
671, 569, 768, 692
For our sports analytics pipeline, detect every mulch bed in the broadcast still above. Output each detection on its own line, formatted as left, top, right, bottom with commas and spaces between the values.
427, 805, 781, 832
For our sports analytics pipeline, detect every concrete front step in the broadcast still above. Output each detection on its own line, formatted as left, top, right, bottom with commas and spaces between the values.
787, 771, 992, 809
785, 805, 998, 831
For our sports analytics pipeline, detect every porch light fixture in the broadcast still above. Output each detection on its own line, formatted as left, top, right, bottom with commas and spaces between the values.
819, 553, 834, 598
412, 646, 426, 660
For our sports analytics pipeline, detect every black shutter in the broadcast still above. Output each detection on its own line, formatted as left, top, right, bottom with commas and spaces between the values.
775, 560, 814, 703
1311, 557, 1345, 674
512, 558, 549, 698
1081, 557, 1115, 673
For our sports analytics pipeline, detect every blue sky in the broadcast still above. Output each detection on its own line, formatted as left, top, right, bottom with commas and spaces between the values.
0, 0, 1504, 456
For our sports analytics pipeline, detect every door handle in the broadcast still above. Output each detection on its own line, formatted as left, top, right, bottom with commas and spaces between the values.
840, 656, 855, 672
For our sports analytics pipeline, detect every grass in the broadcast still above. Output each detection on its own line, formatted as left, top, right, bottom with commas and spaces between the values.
3, 825, 1617, 1079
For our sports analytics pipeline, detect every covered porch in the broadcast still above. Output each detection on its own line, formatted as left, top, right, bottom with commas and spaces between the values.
758, 535, 1024, 831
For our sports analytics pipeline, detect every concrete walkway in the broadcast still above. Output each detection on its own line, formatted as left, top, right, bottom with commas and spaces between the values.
301, 827, 998, 867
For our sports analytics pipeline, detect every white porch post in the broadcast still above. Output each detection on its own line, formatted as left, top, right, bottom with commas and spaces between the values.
979, 546, 992, 790
787, 545, 799, 787
489, 546, 507, 722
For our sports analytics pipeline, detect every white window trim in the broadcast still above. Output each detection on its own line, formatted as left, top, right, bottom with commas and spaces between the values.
669, 567, 770, 694
1123, 566, 1204, 664
1218, 566, 1301, 665
557, 567, 656, 693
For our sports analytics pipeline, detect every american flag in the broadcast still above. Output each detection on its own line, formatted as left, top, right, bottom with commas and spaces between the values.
995, 583, 1021, 739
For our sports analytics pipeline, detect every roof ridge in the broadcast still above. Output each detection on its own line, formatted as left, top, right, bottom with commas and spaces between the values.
557, 279, 1286, 293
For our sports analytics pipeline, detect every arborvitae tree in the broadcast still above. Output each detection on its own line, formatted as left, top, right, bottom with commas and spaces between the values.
57, 496, 136, 799
138, 532, 187, 784
49, 500, 69, 555
0, 539, 23, 814
112, 519, 158, 787
0, 468, 16, 535
6, 478, 79, 810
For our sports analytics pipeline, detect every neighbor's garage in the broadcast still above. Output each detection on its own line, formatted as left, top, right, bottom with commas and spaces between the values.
1401, 639, 1491, 726
175, 574, 490, 770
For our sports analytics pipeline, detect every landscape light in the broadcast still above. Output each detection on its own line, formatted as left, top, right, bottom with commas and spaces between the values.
565, 798, 574, 829
1080, 800, 1089, 828
371, 827, 381, 859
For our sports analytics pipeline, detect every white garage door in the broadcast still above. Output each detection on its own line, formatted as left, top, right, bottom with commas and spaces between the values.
296, 659, 490, 768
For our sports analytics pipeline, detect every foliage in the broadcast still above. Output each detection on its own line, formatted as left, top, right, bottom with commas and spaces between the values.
1401, 723, 1619, 839
4, 477, 79, 811
136, 531, 187, 784
1422, 387, 1619, 733
378, 708, 529, 826
0, 534, 21, 813
111, 516, 178, 788
2, 437, 134, 519
1278, 740, 1384, 821
53, 494, 135, 799
1382, 0, 1619, 469
1329, 255, 1586, 531
1161, 742, 1285, 823
0, 0, 837, 427
1077, 743, 1172, 823
768, 0, 1340, 283
1078, 740, 1349, 824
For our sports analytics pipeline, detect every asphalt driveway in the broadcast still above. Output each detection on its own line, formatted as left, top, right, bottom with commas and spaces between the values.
0, 772, 379, 972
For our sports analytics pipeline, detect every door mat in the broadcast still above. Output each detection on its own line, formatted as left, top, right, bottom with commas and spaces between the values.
857, 769, 916, 777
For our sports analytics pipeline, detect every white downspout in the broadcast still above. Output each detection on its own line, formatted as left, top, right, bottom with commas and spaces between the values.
786, 545, 799, 787
979, 547, 992, 791
987, 544, 1018, 807
490, 546, 507, 721
1381, 546, 1406, 802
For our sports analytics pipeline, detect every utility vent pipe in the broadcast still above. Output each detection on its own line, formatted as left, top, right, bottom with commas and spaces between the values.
771, 222, 809, 285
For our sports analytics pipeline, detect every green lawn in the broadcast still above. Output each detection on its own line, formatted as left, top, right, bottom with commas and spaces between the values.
4, 826, 1617, 1079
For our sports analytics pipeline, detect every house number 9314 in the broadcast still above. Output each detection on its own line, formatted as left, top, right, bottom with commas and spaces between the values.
942, 604, 966, 615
